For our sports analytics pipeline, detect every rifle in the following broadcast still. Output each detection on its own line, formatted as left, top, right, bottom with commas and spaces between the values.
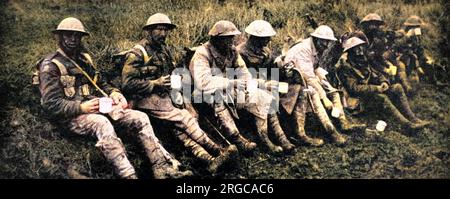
304, 13, 318, 29
283, 61, 316, 113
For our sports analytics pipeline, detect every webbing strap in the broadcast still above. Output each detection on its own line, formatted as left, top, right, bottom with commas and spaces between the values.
51, 59, 68, 76
134, 44, 150, 64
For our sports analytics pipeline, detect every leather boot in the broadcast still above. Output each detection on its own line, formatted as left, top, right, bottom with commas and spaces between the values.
395, 87, 430, 128
183, 123, 223, 155
322, 115, 347, 145
95, 136, 136, 179
314, 100, 347, 145
216, 109, 257, 152
292, 107, 324, 146
338, 115, 367, 132
268, 114, 295, 152
376, 93, 424, 130
153, 166, 193, 179
255, 117, 283, 154
207, 145, 238, 173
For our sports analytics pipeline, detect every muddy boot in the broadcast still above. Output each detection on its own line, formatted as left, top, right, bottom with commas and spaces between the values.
255, 118, 283, 154
175, 130, 215, 159
378, 93, 421, 130
292, 104, 324, 146
314, 101, 347, 145
207, 145, 238, 173
268, 114, 295, 152
395, 88, 431, 129
153, 166, 193, 179
330, 131, 347, 145
182, 113, 223, 156
338, 115, 367, 132
125, 174, 138, 179
96, 136, 136, 179
216, 109, 257, 152
322, 115, 347, 145
138, 131, 187, 177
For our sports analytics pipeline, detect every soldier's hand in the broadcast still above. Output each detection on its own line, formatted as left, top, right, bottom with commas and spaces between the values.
264, 80, 279, 91
110, 91, 128, 109
380, 82, 389, 92
152, 75, 171, 89
322, 97, 333, 110
80, 98, 99, 113
303, 86, 316, 95
232, 79, 247, 91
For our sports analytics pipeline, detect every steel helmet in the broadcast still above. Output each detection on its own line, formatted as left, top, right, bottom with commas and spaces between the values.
208, 20, 241, 36
143, 13, 176, 30
404, 15, 424, 27
342, 37, 367, 52
310, 25, 337, 41
52, 17, 90, 36
360, 13, 385, 25
245, 20, 276, 37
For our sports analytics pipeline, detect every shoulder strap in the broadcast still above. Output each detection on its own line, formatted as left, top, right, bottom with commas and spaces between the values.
80, 53, 99, 83
134, 44, 150, 64
51, 59, 69, 76
81, 53, 96, 69
57, 49, 108, 97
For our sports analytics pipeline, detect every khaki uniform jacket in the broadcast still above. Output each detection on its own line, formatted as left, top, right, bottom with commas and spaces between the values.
189, 42, 273, 118
121, 39, 175, 111
39, 49, 119, 120
338, 60, 389, 98
236, 41, 300, 114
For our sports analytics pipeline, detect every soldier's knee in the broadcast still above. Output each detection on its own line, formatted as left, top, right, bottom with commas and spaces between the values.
129, 110, 152, 127
91, 114, 113, 128
391, 83, 404, 93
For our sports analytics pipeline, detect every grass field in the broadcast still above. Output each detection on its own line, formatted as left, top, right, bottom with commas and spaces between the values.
0, 0, 448, 179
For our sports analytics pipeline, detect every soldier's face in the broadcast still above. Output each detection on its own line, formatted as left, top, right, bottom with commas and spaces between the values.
250, 36, 271, 49
363, 23, 383, 38
59, 31, 83, 53
148, 25, 171, 45
348, 45, 368, 65
314, 38, 330, 53
212, 35, 234, 50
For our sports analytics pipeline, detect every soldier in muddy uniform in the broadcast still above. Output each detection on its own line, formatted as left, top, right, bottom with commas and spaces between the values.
237, 20, 295, 152
121, 13, 237, 173
284, 25, 365, 146
338, 36, 430, 130
190, 20, 290, 154
36, 17, 193, 179
395, 15, 444, 86
360, 13, 413, 93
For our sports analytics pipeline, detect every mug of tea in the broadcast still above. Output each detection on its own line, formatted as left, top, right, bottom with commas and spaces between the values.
171, 75, 182, 90
99, 97, 113, 113
278, 82, 289, 94
376, 120, 387, 132
247, 79, 258, 93
331, 107, 341, 118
